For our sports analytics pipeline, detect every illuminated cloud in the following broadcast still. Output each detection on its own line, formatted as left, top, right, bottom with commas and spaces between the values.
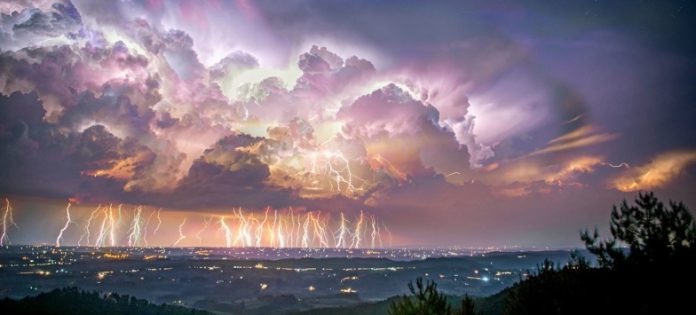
338, 83, 470, 179
487, 154, 638, 198
0, 0, 82, 50
0, 0, 663, 209
529, 126, 618, 157
611, 151, 696, 192
1, 0, 695, 247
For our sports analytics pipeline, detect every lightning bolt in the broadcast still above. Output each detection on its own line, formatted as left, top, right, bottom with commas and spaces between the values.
172, 218, 187, 247
142, 209, 155, 247
108, 204, 118, 247
254, 208, 269, 248
383, 223, 393, 248
78, 204, 101, 247
289, 208, 297, 248
293, 209, 302, 248
301, 212, 311, 248
127, 206, 144, 247
55, 203, 73, 247
1, 198, 19, 246
276, 212, 286, 248
370, 215, 379, 249
316, 213, 331, 247
323, 151, 356, 193
335, 212, 350, 249
302, 148, 371, 197
270, 210, 278, 247
219, 216, 233, 248
239, 209, 253, 247
94, 208, 109, 248
154, 208, 162, 236
7, 200, 392, 249
603, 162, 630, 168
196, 215, 213, 245
350, 211, 365, 249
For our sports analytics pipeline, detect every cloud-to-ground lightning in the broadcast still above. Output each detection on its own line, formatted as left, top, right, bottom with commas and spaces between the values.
172, 218, 187, 247
370, 215, 381, 249
78, 204, 101, 246
196, 215, 213, 245
311, 213, 330, 248
94, 208, 109, 248
236, 209, 253, 247
254, 208, 269, 247
127, 206, 144, 247
108, 204, 118, 247
301, 212, 311, 248
270, 210, 278, 247
55, 203, 73, 247
1, 198, 19, 246
5, 200, 389, 249
142, 210, 155, 246
335, 212, 350, 248
350, 211, 365, 249
383, 223, 393, 247
153, 209, 162, 235
219, 216, 233, 248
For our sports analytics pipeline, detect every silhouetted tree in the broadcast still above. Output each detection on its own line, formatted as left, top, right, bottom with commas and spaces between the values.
581, 192, 696, 268
389, 277, 452, 315
459, 294, 476, 315
502, 192, 696, 315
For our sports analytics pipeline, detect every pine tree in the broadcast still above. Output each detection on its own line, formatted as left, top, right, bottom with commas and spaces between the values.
581, 192, 696, 269
459, 294, 476, 315
388, 277, 452, 315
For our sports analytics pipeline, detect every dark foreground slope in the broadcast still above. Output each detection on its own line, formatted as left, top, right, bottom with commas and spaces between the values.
0, 287, 504, 315
292, 292, 506, 315
0, 287, 211, 315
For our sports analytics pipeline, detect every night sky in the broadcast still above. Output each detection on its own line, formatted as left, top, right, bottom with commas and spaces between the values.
1, 0, 695, 247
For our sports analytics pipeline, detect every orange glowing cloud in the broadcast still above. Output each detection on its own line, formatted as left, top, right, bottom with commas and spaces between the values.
492, 156, 608, 197
611, 150, 696, 192
530, 126, 617, 156
493, 156, 603, 185
545, 156, 603, 185
85, 151, 152, 180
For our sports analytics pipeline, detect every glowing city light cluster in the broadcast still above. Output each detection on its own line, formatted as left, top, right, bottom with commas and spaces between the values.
2, 199, 391, 249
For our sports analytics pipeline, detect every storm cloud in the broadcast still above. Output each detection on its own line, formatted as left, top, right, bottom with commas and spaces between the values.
1, 0, 695, 247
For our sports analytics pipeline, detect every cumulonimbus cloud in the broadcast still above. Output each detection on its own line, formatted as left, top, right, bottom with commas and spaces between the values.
3, 0, 682, 219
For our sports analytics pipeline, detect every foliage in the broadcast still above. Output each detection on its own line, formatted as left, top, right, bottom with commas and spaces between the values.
387, 277, 483, 315
502, 260, 613, 315
389, 277, 452, 315
460, 294, 476, 315
296, 291, 503, 315
503, 192, 696, 314
581, 192, 696, 268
